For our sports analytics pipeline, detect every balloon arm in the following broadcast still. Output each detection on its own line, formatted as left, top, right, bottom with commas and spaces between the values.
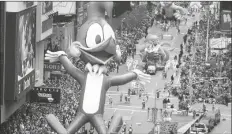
109, 72, 137, 87
59, 56, 85, 84
172, 4, 186, 15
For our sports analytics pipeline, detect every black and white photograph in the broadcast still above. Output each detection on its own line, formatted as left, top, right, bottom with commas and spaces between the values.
0, 1, 231, 134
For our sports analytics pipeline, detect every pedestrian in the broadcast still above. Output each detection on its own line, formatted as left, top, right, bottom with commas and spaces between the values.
123, 122, 127, 133
147, 107, 150, 120
128, 125, 133, 134
193, 110, 196, 119
142, 99, 146, 109
128, 95, 131, 103
212, 102, 215, 112
146, 93, 149, 102
125, 95, 128, 103
168, 89, 171, 97
139, 91, 142, 99
171, 104, 174, 109
162, 70, 167, 79
167, 97, 170, 104
203, 103, 206, 114
163, 98, 166, 108
171, 75, 174, 85
120, 93, 123, 102
89, 126, 94, 134
187, 104, 190, 116
128, 88, 131, 96
116, 63, 119, 73
108, 120, 111, 129
157, 91, 160, 99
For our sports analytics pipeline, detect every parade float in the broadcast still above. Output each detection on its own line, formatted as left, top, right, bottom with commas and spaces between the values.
140, 34, 170, 75
44, 2, 151, 134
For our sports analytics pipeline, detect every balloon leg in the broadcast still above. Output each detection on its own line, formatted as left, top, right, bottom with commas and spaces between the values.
107, 113, 123, 134
46, 114, 67, 134
90, 114, 107, 134
67, 112, 88, 134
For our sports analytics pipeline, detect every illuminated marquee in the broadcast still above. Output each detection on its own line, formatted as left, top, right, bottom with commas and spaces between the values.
30, 87, 61, 104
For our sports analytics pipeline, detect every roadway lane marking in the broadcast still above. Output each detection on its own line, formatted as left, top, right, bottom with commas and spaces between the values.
131, 110, 134, 114
221, 114, 231, 117
105, 108, 146, 113
117, 105, 142, 109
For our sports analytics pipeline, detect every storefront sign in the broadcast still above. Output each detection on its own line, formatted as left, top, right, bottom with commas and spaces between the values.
48, 11, 58, 19
42, 18, 53, 33
220, 10, 231, 32
17, 70, 35, 99
44, 62, 62, 71
30, 87, 61, 104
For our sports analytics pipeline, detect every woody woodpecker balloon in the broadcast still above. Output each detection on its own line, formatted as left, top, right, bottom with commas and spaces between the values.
45, 2, 151, 134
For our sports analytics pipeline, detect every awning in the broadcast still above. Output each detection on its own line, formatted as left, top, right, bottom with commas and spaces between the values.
210, 37, 231, 49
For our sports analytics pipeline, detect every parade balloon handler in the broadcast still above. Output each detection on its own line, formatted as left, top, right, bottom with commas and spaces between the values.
45, 2, 151, 134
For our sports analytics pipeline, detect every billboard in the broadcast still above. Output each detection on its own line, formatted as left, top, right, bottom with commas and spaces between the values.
77, 2, 89, 28
30, 87, 61, 104
5, 6, 36, 101
36, 2, 53, 42
53, 2, 76, 15
220, 10, 231, 32
17, 7, 36, 80
6, 2, 37, 12
42, 2, 52, 14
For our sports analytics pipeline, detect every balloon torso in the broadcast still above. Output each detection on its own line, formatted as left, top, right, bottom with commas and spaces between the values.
78, 73, 110, 115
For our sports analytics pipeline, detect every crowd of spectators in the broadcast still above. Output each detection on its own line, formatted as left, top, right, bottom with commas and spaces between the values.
172, 7, 231, 109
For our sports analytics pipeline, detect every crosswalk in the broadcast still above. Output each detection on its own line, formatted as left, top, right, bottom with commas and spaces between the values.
105, 105, 147, 114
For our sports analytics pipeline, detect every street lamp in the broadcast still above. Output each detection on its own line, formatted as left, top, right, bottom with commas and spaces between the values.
153, 83, 159, 134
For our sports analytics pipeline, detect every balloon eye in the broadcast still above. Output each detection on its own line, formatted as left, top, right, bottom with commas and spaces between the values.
86, 23, 103, 48
95, 35, 101, 44
103, 24, 115, 40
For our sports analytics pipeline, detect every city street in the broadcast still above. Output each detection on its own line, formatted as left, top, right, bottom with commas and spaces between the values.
102, 13, 196, 133
191, 103, 231, 134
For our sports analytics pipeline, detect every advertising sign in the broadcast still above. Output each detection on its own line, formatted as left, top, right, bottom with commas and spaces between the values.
30, 87, 61, 104
5, 6, 36, 101
16, 6, 36, 100
220, 10, 231, 32
44, 61, 62, 71
6, 2, 37, 12
77, 2, 89, 26
36, 2, 53, 42
17, 7, 36, 81
53, 2, 76, 15
42, 2, 52, 14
